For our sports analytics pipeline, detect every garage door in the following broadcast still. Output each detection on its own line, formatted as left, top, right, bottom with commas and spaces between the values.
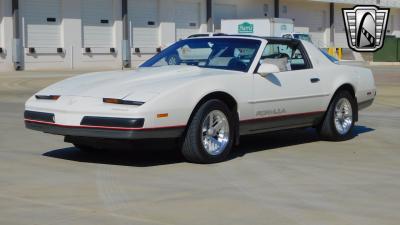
334, 5, 348, 48
82, 0, 114, 47
175, 2, 200, 40
128, 0, 159, 49
213, 3, 237, 32
20, 0, 61, 47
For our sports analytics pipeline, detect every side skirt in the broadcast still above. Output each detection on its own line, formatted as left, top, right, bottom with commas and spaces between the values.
239, 111, 325, 135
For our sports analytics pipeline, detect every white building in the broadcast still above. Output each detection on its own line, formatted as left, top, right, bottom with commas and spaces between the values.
0, 0, 399, 71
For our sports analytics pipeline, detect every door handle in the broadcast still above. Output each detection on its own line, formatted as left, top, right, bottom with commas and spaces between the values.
310, 78, 320, 83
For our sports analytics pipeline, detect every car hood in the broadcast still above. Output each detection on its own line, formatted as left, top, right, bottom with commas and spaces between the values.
37, 66, 238, 101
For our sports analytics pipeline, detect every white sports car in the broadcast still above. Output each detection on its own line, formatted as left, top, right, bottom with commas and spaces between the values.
25, 36, 376, 164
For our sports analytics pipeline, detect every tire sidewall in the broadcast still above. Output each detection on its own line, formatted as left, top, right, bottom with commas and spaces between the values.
192, 100, 235, 163
329, 91, 356, 140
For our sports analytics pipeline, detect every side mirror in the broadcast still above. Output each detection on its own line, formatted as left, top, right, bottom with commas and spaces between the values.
257, 63, 280, 77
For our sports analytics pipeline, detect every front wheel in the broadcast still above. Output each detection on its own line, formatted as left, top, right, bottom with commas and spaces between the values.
318, 90, 356, 141
181, 100, 234, 164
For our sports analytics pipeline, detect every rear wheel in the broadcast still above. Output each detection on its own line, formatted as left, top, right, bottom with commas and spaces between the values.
182, 100, 234, 164
318, 90, 356, 141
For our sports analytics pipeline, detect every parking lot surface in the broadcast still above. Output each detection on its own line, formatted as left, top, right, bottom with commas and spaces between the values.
0, 67, 399, 225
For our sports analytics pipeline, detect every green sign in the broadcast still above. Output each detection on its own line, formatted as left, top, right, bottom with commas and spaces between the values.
238, 22, 254, 34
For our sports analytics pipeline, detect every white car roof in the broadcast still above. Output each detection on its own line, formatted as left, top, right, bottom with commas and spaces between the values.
301, 40, 334, 67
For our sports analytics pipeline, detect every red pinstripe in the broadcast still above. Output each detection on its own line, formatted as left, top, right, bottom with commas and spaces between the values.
25, 110, 325, 131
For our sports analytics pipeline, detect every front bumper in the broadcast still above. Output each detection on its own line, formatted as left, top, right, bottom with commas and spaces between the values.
24, 111, 185, 140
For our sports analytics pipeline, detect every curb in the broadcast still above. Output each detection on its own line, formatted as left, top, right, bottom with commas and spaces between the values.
368, 62, 400, 66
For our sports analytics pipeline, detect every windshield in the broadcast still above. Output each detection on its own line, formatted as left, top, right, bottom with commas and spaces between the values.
141, 38, 262, 72
293, 34, 312, 43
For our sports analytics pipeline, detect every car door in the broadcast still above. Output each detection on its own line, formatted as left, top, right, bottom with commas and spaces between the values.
247, 41, 326, 133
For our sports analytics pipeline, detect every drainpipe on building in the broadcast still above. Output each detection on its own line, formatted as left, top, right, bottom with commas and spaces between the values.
12, 0, 22, 70
274, 0, 279, 18
206, 0, 213, 32
121, 0, 131, 68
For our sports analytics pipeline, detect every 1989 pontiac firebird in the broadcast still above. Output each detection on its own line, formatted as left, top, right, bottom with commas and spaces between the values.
25, 36, 376, 164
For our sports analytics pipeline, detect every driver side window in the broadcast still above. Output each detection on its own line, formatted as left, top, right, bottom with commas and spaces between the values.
260, 42, 310, 72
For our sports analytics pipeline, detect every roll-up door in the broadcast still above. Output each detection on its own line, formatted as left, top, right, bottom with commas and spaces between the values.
175, 2, 200, 40
20, 0, 61, 47
82, 0, 114, 47
213, 4, 237, 31
128, 0, 159, 49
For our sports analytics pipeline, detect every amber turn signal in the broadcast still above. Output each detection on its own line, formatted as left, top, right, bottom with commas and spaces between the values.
157, 113, 169, 118
35, 95, 60, 100
103, 98, 120, 104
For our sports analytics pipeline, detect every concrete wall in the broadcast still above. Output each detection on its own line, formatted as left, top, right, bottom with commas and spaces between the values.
0, 0, 13, 71
390, 8, 400, 37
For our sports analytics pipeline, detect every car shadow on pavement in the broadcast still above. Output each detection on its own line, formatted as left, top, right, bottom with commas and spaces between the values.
230, 125, 375, 159
43, 145, 185, 167
43, 126, 375, 167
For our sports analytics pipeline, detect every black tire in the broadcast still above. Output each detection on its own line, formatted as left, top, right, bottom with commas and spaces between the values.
318, 90, 356, 141
181, 100, 235, 164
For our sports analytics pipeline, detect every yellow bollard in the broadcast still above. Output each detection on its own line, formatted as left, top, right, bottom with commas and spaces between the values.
337, 48, 343, 60
328, 47, 334, 57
